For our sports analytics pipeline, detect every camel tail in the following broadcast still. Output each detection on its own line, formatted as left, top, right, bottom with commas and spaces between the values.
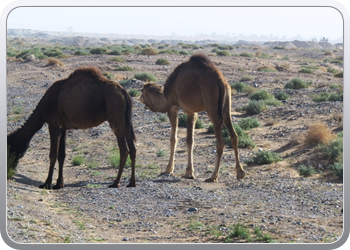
218, 80, 226, 126
121, 88, 136, 142
7, 99, 45, 167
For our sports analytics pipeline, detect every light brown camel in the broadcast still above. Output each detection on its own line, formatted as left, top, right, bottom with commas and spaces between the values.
7, 67, 136, 189
140, 54, 245, 182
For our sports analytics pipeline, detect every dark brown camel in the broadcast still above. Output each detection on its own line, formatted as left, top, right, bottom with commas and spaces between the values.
7, 67, 136, 189
140, 54, 245, 182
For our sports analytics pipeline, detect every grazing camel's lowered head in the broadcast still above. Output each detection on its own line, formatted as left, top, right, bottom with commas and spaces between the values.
7, 67, 137, 189
140, 53, 245, 182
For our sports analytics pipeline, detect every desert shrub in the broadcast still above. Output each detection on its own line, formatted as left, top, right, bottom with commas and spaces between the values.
329, 162, 343, 178
139, 48, 158, 55
216, 50, 231, 56
43, 48, 64, 58
109, 150, 131, 168
246, 150, 282, 165
154, 114, 168, 123
103, 72, 114, 80
217, 45, 233, 50
239, 75, 253, 82
90, 47, 107, 54
248, 89, 273, 101
239, 52, 254, 57
298, 68, 314, 74
74, 50, 90, 56
178, 114, 204, 129
179, 50, 191, 56
318, 136, 343, 162
118, 78, 133, 87
282, 56, 290, 60
285, 78, 312, 89
257, 66, 277, 72
114, 65, 134, 71
275, 92, 289, 100
134, 72, 157, 82
16, 47, 46, 59
298, 165, 316, 177
128, 89, 140, 97
273, 46, 286, 50
231, 82, 248, 92
106, 50, 122, 55
207, 124, 215, 134
312, 92, 343, 102
156, 149, 166, 157
72, 155, 85, 166
222, 124, 255, 148
238, 117, 260, 130
304, 123, 335, 146
334, 72, 343, 78
108, 56, 125, 62
263, 99, 282, 106
327, 68, 338, 74
155, 58, 170, 65
324, 58, 343, 65
242, 100, 267, 114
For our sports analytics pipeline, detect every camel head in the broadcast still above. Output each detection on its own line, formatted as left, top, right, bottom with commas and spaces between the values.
140, 82, 168, 113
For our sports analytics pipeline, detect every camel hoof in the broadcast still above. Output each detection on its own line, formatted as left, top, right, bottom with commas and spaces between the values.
39, 184, 51, 189
182, 174, 195, 179
205, 177, 218, 183
52, 184, 63, 190
237, 170, 246, 180
108, 183, 120, 188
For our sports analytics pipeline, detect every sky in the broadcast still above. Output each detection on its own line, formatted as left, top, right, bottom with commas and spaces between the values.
6, 6, 344, 42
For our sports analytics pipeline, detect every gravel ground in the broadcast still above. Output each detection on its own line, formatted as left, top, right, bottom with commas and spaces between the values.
6, 38, 343, 244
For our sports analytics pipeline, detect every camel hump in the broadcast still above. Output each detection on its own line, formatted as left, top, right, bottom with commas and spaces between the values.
188, 53, 215, 69
67, 67, 106, 82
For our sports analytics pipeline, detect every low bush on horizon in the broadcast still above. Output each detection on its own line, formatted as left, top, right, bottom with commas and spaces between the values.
114, 65, 134, 71
155, 58, 170, 65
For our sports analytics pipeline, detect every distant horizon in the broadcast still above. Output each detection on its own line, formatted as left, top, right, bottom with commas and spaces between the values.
7, 27, 343, 45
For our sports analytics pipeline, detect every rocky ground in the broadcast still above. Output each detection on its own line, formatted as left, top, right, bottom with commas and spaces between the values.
6, 40, 344, 244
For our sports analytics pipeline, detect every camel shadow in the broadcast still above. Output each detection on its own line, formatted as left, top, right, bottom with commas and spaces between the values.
13, 174, 94, 189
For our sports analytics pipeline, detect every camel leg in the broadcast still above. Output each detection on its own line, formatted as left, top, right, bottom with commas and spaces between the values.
39, 125, 61, 189
183, 113, 197, 179
126, 135, 136, 187
52, 129, 66, 189
223, 119, 245, 180
205, 121, 225, 183
109, 135, 128, 188
161, 107, 178, 175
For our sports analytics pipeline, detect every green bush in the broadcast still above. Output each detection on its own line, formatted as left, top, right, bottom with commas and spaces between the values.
74, 50, 90, 56
329, 162, 343, 178
223, 124, 255, 148
240, 75, 253, 82
334, 72, 343, 78
156, 149, 166, 157
216, 50, 231, 56
242, 100, 267, 114
248, 89, 273, 101
239, 52, 254, 57
134, 72, 157, 82
312, 92, 343, 102
238, 117, 260, 130
178, 114, 205, 129
263, 99, 282, 106
247, 150, 282, 165
155, 58, 170, 65
109, 150, 131, 168
275, 92, 289, 100
16, 47, 46, 59
114, 66, 134, 71
72, 156, 85, 166
118, 78, 133, 87
231, 82, 248, 92
319, 136, 343, 162
285, 78, 312, 89
298, 165, 316, 177
90, 47, 107, 54
139, 48, 158, 55
298, 68, 314, 74
179, 50, 191, 56
108, 56, 125, 62
159, 49, 179, 55
128, 89, 140, 97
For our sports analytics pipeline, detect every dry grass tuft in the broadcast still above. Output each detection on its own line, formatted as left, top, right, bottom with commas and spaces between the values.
45, 58, 64, 67
304, 123, 335, 146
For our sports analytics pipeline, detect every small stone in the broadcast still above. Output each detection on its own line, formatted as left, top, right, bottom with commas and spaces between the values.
187, 207, 198, 212
122, 237, 128, 241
